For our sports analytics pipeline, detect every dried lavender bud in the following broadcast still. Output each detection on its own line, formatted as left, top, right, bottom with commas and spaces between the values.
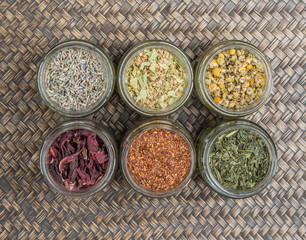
45, 47, 106, 110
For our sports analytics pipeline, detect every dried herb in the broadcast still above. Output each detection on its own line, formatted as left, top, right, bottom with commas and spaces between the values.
45, 48, 106, 110
127, 128, 191, 191
126, 49, 187, 109
48, 129, 109, 191
209, 129, 270, 191
205, 48, 265, 109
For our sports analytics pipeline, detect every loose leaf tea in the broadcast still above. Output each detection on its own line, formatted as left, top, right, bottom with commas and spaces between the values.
126, 49, 187, 109
205, 48, 266, 109
45, 47, 106, 110
209, 129, 270, 191
127, 128, 191, 191
48, 129, 109, 191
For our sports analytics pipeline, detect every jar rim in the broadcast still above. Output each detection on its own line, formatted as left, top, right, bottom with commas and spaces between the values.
120, 118, 196, 197
117, 40, 194, 116
195, 40, 273, 117
39, 119, 117, 198
37, 40, 116, 117
198, 119, 277, 198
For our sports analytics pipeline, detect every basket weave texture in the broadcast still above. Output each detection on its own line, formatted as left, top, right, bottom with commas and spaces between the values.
0, 0, 305, 239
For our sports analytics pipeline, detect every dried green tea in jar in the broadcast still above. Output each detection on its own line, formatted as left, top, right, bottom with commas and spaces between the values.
125, 49, 187, 109
209, 128, 270, 191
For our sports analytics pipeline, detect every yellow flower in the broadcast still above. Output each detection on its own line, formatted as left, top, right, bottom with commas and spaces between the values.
209, 83, 217, 90
261, 78, 266, 86
229, 49, 236, 55
212, 68, 221, 77
214, 97, 221, 103
218, 53, 225, 59
246, 64, 252, 71
219, 83, 225, 88
210, 59, 217, 64
216, 58, 223, 65
239, 67, 246, 73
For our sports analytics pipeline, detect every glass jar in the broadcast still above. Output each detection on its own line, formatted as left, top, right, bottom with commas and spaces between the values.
37, 40, 116, 117
117, 40, 193, 116
120, 118, 196, 197
194, 40, 273, 118
197, 119, 277, 198
40, 119, 117, 198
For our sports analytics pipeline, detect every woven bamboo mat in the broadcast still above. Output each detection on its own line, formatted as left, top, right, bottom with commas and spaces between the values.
0, 0, 305, 239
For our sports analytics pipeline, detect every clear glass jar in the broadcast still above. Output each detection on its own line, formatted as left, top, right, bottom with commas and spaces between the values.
40, 119, 117, 198
194, 40, 273, 118
120, 118, 196, 197
197, 119, 277, 198
37, 40, 115, 117
117, 40, 193, 116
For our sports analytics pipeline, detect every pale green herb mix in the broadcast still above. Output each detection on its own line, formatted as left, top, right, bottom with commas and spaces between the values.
126, 48, 187, 109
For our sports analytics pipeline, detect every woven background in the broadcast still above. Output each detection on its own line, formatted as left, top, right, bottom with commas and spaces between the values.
0, 0, 305, 239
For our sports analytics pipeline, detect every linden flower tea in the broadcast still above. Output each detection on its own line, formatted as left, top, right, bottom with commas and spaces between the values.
125, 48, 187, 109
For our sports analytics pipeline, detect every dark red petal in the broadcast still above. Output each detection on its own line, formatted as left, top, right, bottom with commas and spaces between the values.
77, 167, 90, 182
95, 150, 109, 164
64, 181, 78, 191
59, 152, 79, 173
49, 146, 58, 158
87, 133, 99, 152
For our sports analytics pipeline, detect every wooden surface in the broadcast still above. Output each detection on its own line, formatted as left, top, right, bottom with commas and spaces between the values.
0, 0, 305, 239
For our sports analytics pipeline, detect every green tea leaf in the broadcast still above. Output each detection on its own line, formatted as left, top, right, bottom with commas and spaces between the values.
149, 63, 157, 73
140, 62, 150, 70
130, 78, 138, 90
167, 91, 176, 97
168, 97, 175, 105
139, 89, 147, 100
209, 129, 270, 191
149, 49, 157, 61
143, 74, 149, 89
176, 78, 184, 83
160, 102, 167, 109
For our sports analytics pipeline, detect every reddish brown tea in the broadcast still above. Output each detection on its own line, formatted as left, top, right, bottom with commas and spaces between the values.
127, 128, 191, 191
47, 129, 109, 191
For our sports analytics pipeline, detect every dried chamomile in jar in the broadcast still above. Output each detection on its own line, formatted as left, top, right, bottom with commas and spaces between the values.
205, 48, 266, 109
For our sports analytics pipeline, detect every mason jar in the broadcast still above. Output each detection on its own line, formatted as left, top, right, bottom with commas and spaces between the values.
194, 40, 273, 118
120, 118, 196, 197
37, 40, 115, 117
197, 119, 277, 198
117, 40, 193, 116
40, 119, 117, 197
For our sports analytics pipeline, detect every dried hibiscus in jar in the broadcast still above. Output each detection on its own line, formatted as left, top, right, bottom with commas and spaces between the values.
47, 129, 109, 191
